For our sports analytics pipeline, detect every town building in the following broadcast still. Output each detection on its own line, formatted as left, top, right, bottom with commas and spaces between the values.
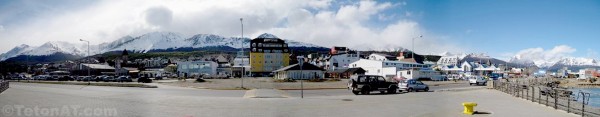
249, 33, 290, 76
325, 46, 360, 71
177, 61, 218, 78
73, 63, 115, 76
437, 55, 461, 66
273, 62, 325, 80
326, 68, 366, 78
349, 57, 429, 78
232, 51, 250, 78
368, 53, 399, 61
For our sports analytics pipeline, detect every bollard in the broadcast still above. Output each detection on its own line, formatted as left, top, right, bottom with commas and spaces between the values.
462, 102, 477, 115
546, 89, 549, 106
554, 89, 558, 109
567, 94, 570, 113
538, 87, 542, 103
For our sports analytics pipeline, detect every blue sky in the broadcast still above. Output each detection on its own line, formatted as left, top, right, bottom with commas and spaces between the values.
0, 0, 599, 62
394, 0, 600, 60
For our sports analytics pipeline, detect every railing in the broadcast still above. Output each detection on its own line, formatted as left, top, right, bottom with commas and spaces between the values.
493, 78, 600, 117
0, 80, 8, 94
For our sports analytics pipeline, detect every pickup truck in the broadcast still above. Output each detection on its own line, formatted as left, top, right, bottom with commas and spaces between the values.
348, 75, 398, 95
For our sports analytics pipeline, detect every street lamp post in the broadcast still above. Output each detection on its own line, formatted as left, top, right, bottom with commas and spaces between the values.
240, 18, 244, 89
80, 39, 90, 85
411, 35, 423, 59
297, 56, 304, 98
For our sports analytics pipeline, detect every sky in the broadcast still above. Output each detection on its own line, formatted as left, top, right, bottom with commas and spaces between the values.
0, 0, 599, 62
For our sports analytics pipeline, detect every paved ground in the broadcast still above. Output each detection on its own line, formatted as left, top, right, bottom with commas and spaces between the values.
158, 78, 474, 90
0, 82, 576, 117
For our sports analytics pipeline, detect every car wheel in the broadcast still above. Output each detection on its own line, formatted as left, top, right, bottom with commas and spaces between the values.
388, 87, 397, 94
424, 87, 429, 92
469, 83, 473, 86
361, 87, 370, 95
408, 88, 414, 92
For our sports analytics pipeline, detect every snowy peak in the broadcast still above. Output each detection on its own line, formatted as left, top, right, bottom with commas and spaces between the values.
509, 55, 600, 68
24, 41, 87, 56
257, 33, 279, 39
185, 34, 249, 48
0, 44, 32, 61
554, 57, 599, 66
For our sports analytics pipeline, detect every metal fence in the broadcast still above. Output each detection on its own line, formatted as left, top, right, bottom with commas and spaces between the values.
493, 78, 600, 117
0, 80, 8, 94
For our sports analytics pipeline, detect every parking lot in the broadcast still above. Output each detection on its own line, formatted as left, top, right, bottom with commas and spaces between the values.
0, 82, 575, 117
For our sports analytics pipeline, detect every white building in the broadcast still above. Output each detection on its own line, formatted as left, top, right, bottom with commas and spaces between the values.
398, 68, 445, 81
177, 61, 218, 77
273, 62, 325, 80
437, 56, 461, 66
326, 51, 360, 71
368, 53, 398, 61
349, 59, 428, 78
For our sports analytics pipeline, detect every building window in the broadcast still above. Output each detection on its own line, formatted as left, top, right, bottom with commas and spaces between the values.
252, 43, 256, 47
407, 71, 411, 75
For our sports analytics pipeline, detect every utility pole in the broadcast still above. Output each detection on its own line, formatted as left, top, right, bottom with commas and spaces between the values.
240, 18, 244, 89
297, 56, 304, 98
412, 35, 423, 60
80, 39, 90, 85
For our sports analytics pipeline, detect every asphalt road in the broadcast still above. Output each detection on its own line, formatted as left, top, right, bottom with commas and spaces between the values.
0, 82, 575, 117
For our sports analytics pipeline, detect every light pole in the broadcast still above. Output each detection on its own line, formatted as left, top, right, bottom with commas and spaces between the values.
240, 18, 244, 89
411, 35, 423, 59
80, 39, 90, 85
297, 56, 304, 98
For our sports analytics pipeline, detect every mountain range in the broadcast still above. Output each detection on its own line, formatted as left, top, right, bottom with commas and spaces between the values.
439, 52, 600, 71
0, 32, 324, 61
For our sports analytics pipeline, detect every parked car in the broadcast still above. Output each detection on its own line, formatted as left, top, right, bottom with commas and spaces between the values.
398, 79, 429, 92
116, 76, 133, 82
58, 76, 75, 81
137, 76, 152, 83
154, 76, 163, 80
46, 76, 58, 81
347, 75, 398, 95
34, 75, 50, 80
469, 76, 487, 86
78, 76, 93, 82
94, 76, 105, 82
103, 76, 116, 82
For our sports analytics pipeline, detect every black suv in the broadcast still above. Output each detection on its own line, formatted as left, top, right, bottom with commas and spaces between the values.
348, 75, 398, 95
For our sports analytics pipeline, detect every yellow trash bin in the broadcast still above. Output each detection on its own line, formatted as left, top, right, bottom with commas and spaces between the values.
462, 102, 477, 115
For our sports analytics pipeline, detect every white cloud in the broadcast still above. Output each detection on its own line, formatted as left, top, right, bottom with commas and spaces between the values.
512, 45, 577, 67
0, 25, 4, 32
404, 11, 412, 17
0, 0, 463, 54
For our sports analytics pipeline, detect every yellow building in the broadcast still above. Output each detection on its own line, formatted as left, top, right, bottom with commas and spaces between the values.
250, 33, 290, 76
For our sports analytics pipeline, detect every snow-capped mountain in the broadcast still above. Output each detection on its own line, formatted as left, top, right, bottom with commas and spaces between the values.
0, 32, 325, 61
554, 57, 599, 66
25, 41, 88, 56
0, 44, 33, 61
509, 56, 600, 68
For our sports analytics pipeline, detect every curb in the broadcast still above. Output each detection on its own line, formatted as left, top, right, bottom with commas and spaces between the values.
11, 81, 158, 88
